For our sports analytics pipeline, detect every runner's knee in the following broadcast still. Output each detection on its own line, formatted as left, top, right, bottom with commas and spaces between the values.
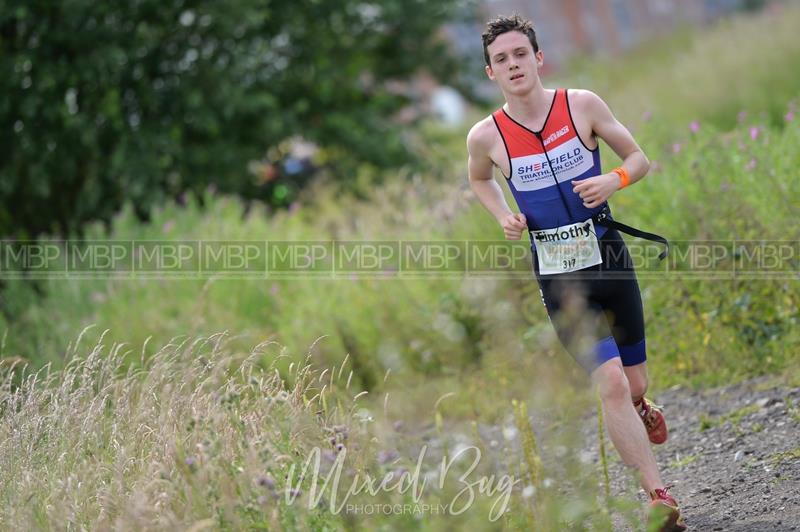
593, 362, 631, 402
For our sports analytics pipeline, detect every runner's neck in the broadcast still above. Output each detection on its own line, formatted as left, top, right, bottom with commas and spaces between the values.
503, 84, 554, 129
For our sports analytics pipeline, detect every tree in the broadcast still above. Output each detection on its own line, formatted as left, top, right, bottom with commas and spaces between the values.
1, 0, 462, 239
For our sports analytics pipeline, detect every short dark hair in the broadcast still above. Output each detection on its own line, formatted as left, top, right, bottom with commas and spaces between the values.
482, 14, 539, 66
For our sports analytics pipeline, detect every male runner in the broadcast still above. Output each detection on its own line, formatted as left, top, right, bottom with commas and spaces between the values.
466, 15, 686, 531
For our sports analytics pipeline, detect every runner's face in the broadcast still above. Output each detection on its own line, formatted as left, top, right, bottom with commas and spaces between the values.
485, 31, 543, 95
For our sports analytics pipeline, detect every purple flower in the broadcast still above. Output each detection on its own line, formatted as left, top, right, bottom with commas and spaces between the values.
689, 121, 700, 134
672, 143, 682, 154
185, 456, 197, 467
377, 449, 400, 465
786, 111, 795, 122
322, 450, 337, 462
257, 474, 276, 489
270, 283, 279, 296
749, 127, 760, 141
162, 220, 175, 233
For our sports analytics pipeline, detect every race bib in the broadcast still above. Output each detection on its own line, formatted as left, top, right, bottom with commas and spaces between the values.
531, 219, 603, 275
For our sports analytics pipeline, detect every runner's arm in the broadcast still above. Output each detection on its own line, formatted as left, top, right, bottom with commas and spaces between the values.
586, 91, 650, 187
466, 123, 514, 223
467, 122, 527, 239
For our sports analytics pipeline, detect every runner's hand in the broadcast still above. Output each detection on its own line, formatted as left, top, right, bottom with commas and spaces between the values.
572, 173, 619, 209
500, 212, 527, 240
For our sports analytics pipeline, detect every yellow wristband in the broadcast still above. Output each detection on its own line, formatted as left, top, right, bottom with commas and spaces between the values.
613, 167, 630, 189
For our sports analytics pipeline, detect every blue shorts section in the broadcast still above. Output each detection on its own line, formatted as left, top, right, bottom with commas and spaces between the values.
619, 338, 647, 366
595, 336, 620, 369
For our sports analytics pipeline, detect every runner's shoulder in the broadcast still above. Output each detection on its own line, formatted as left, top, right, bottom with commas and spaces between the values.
466, 115, 499, 156
566, 88, 609, 113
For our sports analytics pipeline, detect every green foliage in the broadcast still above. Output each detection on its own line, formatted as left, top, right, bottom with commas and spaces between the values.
1, 6, 799, 392
1, 0, 461, 239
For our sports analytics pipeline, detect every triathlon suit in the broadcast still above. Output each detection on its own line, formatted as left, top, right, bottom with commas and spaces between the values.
492, 88, 647, 373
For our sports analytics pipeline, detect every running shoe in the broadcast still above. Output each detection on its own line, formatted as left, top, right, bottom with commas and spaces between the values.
635, 397, 668, 444
648, 486, 687, 532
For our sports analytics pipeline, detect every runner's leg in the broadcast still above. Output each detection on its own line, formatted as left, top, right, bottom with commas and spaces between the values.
592, 358, 664, 493
624, 362, 649, 402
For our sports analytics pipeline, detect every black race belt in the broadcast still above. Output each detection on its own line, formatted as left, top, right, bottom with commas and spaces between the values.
592, 206, 669, 261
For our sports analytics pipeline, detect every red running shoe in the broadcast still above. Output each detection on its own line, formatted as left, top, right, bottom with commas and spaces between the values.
635, 397, 668, 444
648, 486, 687, 532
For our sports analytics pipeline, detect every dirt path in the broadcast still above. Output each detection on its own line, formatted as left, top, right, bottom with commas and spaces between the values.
580, 376, 800, 530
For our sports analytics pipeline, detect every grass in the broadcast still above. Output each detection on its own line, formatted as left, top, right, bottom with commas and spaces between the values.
698, 404, 761, 431
769, 447, 800, 466
669, 454, 698, 469
0, 331, 643, 530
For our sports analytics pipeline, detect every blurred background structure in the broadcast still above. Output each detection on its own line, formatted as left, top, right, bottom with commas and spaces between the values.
430, 0, 778, 122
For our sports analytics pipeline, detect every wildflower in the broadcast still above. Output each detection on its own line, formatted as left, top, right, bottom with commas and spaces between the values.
322, 450, 337, 462
672, 143, 681, 154
162, 220, 175, 232
737, 110, 747, 122
185, 456, 198, 472
749, 127, 760, 141
377, 449, 399, 465
689, 121, 700, 134
745, 158, 757, 171
786, 111, 795, 122
270, 283, 279, 296
257, 474, 276, 489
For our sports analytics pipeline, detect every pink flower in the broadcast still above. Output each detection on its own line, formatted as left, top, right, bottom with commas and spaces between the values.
745, 158, 757, 172
270, 283, 279, 295
749, 127, 760, 141
162, 220, 175, 232
672, 143, 682, 154
786, 111, 795, 122
689, 121, 700, 134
